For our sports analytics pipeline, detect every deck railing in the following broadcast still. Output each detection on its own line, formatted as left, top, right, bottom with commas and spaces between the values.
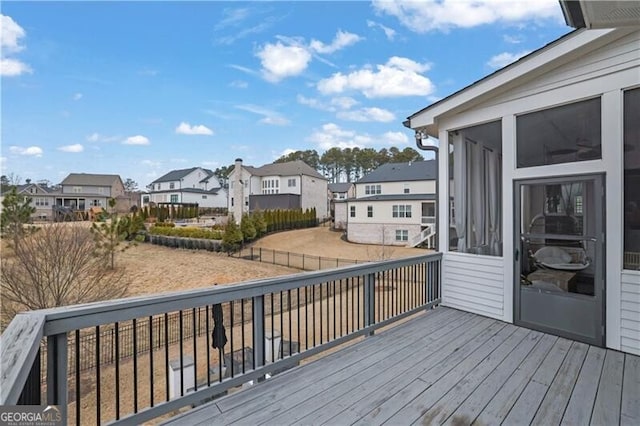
0, 253, 441, 425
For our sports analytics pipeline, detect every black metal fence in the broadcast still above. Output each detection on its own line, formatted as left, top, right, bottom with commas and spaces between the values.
233, 246, 360, 270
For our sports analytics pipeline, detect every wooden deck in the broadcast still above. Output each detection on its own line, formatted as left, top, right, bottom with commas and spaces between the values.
165, 307, 640, 426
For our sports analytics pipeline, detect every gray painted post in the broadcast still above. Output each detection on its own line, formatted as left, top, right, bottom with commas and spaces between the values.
252, 295, 265, 369
364, 273, 376, 336
47, 333, 68, 422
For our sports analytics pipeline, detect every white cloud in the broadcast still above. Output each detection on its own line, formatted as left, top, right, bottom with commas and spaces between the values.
331, 97, 359, 110
58, 144, 84, 153
256, 41, 312, 82
372, 0, 561, 33
366, 20, 397, 40
9, 145, 43, 157
230, 80, 248, 89
317, 56, 434, 98
382, 131, 409, 145
337, 107, 395, 123
73, 93, 83, 101
215, 7, 250, 30
123, 135, 150, 145
86, 132, 119, 142
175, 122, 214, 136
503, 34, 524, 44
309, 30, 363, 54
487, 50, 531, 69
1, 15, 26, 53
307, 123, 375, 150
0, 57, 32, 76
141, 159, 162, 167
138, 68, 158, 76
1, 15, 32, 77
256, 30, 363, 82
236, 104, 290, 126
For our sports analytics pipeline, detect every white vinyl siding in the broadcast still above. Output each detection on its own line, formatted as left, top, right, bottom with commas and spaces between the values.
621, 271, 640, 355
442, 253, 504, 320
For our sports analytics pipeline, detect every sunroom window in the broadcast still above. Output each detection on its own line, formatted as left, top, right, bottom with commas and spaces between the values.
516, 98, 601, 168
449, 120, 502, 256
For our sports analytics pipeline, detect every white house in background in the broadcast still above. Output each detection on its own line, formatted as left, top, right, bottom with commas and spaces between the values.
328, 182, 354, 230
146, 167, 227, 209
228, 159, 328, 221
406, 16, 640, 355
346, 161, 437, 247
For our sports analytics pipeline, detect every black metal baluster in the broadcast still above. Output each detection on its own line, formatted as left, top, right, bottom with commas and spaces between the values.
149, 316, 154, 407
164, 313, 169, 401
332, 281, 336, 340
280, 291, 284, 359
230, 301, 234, 377
75, 330, 81, 425
319, 284, 323, 345
192, 308, 197, 392
133, 318, 138, 411
96, 326, 101, 425
179, 312, 184, 396
312, 285, 316, 347
288, 289, 292, 356
241, 299, 245, 373
206, 305, 211, 386
271, 294, 275, 363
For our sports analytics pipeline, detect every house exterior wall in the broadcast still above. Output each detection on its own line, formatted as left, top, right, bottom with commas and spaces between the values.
347, 222, 421, 246
354, 180, 435, 197
424, 28, 640, 354
333, 201, 348, 230
249, 194, 301, 211
62, 184, 112, 197
181, 190, 228, 208
346, 199, 431, 245
300, 174, 328, 219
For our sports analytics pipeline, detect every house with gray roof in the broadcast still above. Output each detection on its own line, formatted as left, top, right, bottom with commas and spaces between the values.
346, 160, 437, 247
228, 159, 328, 221
145, 167, 227, 209
0, 181, 60, 221
57, 173, 125, 213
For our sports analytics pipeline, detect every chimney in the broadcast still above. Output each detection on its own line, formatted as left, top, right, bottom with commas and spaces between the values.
233, 158, 244, 224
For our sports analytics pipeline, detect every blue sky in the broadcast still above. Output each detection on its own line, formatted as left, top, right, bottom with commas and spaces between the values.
1, 0, 571, 188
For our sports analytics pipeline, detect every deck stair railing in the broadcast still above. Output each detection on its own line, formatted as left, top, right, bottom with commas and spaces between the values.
408, 225, 436, 249
0, 253, 441, 425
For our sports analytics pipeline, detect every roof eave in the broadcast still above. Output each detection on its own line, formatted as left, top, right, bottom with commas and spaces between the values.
407, 28, 620, 136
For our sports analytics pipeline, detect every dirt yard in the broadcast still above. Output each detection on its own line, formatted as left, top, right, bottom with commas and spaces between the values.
250, 226, 428, 262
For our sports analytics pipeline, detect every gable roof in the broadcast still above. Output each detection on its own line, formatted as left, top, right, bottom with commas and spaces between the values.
61, 173, 123, 187
407, 28, 625, 136
329, 182, 353, 193
356, 160, 437, 184
244, 160, 326, 180
152, 167, 198, 183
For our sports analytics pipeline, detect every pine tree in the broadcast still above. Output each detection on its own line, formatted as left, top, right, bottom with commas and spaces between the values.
240, 213, 257, 241
222, 215, 243, 253
0, 187, 35, 238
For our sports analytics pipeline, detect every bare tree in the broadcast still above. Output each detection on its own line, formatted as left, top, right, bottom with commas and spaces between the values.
1, 223, 130, 324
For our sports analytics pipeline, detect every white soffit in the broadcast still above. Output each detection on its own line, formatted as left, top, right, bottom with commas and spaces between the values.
582, 1, 640, 29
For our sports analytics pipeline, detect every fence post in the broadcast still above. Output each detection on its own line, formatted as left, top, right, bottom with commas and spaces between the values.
363, 273, 375, 336
259, 247, 262, 263
252, 295, 265, 372
287, 252, 290, 268
250, 247, 254, 260
47, 333, 68, 421
302, 254, 305, 270
272, 250, 275, 265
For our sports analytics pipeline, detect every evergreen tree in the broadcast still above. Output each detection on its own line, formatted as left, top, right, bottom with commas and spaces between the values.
240, 213, 257, 241
0, 187, 35, 238
252, 209, 268, 236
222, 215, 243, 253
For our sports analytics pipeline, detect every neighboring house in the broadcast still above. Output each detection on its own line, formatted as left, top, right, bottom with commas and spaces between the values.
406, 17, 640, 355
145, 167, 228, 209
346, 161, 437, 247
58, 173, 126, 212
228, 158, 328, 221
328, 182, 354, 230
1, 182, 59, 221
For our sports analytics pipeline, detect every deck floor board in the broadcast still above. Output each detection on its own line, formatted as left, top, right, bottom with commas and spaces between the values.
162, 307, 639, 426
